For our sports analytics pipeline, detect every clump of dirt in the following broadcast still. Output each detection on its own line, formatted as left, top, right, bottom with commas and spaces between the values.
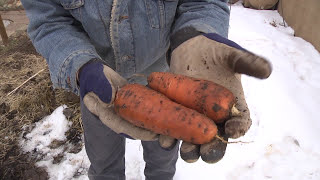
0, 31, 82, 179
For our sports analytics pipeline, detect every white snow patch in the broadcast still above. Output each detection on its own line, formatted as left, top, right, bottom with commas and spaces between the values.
3, 20, 11, 27
125, 140, 145, 180
36, 148, 90, 180
20, 105, 90, 180
21, 105, 71, 155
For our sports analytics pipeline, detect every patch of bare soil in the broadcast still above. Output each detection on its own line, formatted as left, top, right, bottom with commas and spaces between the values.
0, 31, 82, 179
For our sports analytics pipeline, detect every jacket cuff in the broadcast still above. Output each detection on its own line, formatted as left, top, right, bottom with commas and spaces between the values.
170, 26, 203, 53
55, 50, 101, 95
168, 27, 204, 65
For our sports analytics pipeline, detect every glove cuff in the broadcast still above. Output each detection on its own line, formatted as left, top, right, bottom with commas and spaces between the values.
168, 27, 203, 64
77, 58, 101, 85
170, 27, 203, 52
78, 59, 114, 103
78, 58, 101, 78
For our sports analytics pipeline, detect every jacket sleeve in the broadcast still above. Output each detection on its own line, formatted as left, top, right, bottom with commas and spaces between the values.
21, 0, 101, 95
170, 0, 230, 50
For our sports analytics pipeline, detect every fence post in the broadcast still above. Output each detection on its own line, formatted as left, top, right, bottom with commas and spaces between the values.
0, 14, 9, 45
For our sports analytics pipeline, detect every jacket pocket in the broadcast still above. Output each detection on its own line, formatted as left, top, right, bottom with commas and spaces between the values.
144, 0, 165, 29
60, 0, 84, 21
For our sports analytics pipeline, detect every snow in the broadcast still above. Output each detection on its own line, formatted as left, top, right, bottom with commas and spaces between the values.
36, 148, 90, 180
21, 105, 90, 180
2, 20, 11, 27
22, 105, 71, 155
20, 2, 320, 180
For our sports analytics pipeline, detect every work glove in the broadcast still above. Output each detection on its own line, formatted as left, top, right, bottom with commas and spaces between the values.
79, 60, 158, 141
165, 28, 272, 163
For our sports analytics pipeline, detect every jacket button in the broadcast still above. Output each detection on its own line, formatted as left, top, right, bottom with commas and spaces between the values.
67, 77, 71, 85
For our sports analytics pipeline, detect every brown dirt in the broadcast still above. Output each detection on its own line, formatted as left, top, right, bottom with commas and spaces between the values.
0, 30, 82, 179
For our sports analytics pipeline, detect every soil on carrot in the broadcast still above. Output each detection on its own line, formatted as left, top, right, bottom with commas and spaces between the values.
0, 31, 82, 179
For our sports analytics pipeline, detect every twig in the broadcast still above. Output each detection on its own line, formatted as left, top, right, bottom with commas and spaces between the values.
79, 117, 84, 133
7, 69, 45, 96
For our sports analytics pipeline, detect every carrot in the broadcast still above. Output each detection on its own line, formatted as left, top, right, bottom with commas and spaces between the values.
147, 72, 237, 123
114, 84, 217, 145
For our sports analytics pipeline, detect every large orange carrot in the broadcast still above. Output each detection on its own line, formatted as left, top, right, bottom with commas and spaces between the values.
148, 72, 236, 123
114, 84, 217, 144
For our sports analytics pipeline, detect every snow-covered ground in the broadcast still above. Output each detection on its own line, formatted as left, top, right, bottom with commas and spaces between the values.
20, 2, 320, 180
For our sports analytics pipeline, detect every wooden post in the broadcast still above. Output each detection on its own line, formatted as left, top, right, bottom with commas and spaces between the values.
0, 14, 9, 45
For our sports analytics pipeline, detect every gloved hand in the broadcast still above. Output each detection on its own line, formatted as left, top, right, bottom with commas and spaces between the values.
165, 29, 272, 163
79, 60, 158, 141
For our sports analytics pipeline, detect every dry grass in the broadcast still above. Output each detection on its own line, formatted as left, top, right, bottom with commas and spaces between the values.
0, 31, 82, 179
0, 0, 23, 11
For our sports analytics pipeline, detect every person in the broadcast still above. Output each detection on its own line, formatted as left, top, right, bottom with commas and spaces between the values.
21, 0, 272, 179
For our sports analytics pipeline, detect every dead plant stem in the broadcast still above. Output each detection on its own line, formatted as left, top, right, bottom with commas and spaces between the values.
7, 69, 45, 96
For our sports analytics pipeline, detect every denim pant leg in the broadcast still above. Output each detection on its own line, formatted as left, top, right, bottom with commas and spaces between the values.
141, 140, 180, 180
81, 99, 126, 180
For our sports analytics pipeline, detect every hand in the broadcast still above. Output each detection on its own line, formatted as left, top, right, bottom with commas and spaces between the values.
168, 33, 272, 163
79, 60, 158, 141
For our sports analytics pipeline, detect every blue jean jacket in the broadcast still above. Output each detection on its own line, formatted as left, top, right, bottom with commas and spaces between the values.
21, 0, 230, 95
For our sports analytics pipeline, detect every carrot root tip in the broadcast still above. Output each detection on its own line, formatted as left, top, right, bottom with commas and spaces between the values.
215, 135, 254, 144
231, 105, 241, 117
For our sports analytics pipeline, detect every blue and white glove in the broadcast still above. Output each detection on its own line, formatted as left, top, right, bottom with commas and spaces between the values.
79, 60, 158, 141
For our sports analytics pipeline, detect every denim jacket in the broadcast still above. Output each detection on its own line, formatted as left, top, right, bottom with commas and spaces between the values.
21, 0, 230, 95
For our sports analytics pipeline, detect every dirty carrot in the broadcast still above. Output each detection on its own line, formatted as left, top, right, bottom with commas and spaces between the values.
147, 72, 238, 123
114, 84, 218, 145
